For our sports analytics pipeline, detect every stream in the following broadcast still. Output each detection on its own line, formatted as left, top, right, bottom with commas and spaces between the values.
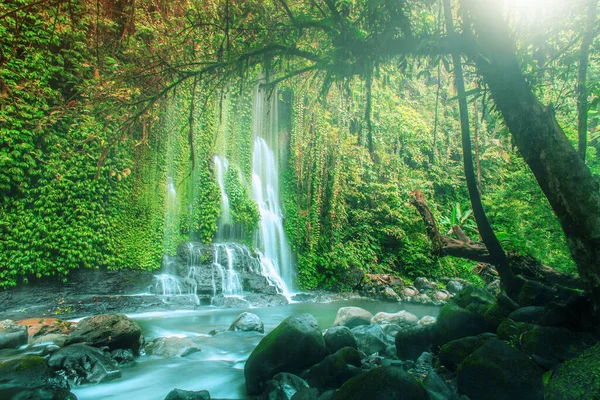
70, 299, 440, 400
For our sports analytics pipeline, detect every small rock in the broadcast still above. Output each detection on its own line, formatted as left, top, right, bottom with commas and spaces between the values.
438, 334, 495, 371
264, 373, 309, 400
432, 290, 451, 302
323, 326, 357, 354
48, 343, 121, 385
305, 347, 362, 391
413, 277, 430, 291
446, 280, 464, 294
371, 310, 419, 328
291, 387, 320, 400
0, 319, 28, 350
228, 312, 264, 333
508, 307, 545, 324
111, 348, 135, 365
418, 316, 437, 326
382, 287, 400, 301
163, 388, 211, 400
396, 323, 441, 360
351, 324, 391, 355
332, 307, 373, 329
437, 302, 486, 343
145, 337, 202, 358
415, 351, 433, 376
412, 293, 433, 305
400, 286, 419, 298
30, 333, 69, 348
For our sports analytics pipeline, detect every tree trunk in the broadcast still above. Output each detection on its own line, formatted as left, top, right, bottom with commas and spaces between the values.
473, 97, 483, 194
577, 0, 598, 161
443, 0, 516, 288
462, 0, 600, 305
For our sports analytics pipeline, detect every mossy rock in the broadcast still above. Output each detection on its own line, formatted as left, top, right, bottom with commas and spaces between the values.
497, 320, 595, 362
438, 333, 495, 371
453, 286, 495, 315
518, 279, 556, 307
546, 342, 600, 400
332, 366, 429, 400
457, 339, 544, 400
438, 302, 486, 343
395, 323, 441, 360
305, 346, 362, 391
0, 355, 67, 389
244, 313, 326, 395
484, 301, 511, 332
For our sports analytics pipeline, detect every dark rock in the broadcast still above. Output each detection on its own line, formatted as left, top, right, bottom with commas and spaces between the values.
31, 333, 69, 348
483, 301, 511, 332
244, 314, 326, 395
0, 319, 28, 350
351, 324, 391, 355
446, 281, 464, 294
323, 326, 357, 354
48, 343, 121, 385
438, 334, 495, 371
306, 347, 362, 391
341, 267, 364, 290
332, 307, 373, 329
291, 387, 320, 400
424, 370, 455, 400
413, 277, 431, 291
497, 293, 520, 312
164, 388, 211, 400
414, 351, 433, 376
228, 312, 264, 333
453, 286, 495, 315
457, 339, 544, 400
65, 313, 142, 355
400, 286, 419, 298
518, 279, 556, 307
546, 342, 600, 400
508, 307, 545, 324
395, 323, 441, 360
110, 348, 135, 364
145, 337, 201, 358
437, 302, 486, 343
264, 373, 309, 400
496, 320, 595, 363
370, 311, 418, 328
0, 355, 68, 389
333, 366, 429, 400
486, 280, 501, 296
0, 386, 77, 400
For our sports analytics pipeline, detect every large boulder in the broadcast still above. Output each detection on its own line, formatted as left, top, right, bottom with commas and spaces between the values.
145, 337, 202, 358
370, 311, 418, 328
264, 373, 309, 400
0, 319, 28, 350
453, 286, 495, 315
437, 302, 486, 343
351, 324, 392, 355
0, 386, 76, 400
244, 314, 326, 395
508, 307, 545, 324
323, 326, 357, 354
164, 389, 211, 400
65, 313, 142, 355
395, 323, 441, 360
305, 347, 362, 391
332, 307, 373, 329
333, 366, 429, 400
457, 339, 544, 400
48, 343, 121, 385
438, 334, 495, 371
546, 342, 600, 400
0, 355, 68, 390
228, 312, 264, 333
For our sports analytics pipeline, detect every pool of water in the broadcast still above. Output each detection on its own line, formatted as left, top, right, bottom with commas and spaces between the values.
71, 299, 440, 400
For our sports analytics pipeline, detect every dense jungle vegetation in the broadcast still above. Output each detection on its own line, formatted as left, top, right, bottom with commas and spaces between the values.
1, 0, 599, 296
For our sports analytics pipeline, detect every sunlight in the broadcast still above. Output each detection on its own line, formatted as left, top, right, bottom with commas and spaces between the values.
502, 0, 579, 27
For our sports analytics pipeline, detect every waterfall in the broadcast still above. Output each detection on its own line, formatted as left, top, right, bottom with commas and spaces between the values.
251, 85, 294, 295
163, 175, 179, 251
214, 155, 231, 240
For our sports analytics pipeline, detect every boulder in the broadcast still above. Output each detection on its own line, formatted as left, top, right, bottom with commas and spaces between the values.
395, 323, 441, 360
414, 277, 432, 291
411, 293, 433, 305
371, 311, 418, 328
228, 312, 264, 333
0, 319, 28, 350
323, 326, 357, 354
508, 307, 545, 324
244, 314, 326, 395
164, 389, 211, 400
496, 320, 595, 363
111, 348, 135, 365
332, 307, 373, 329
48, 343, 121, 385
453, 286, 495, 315
306, 347, 362, 391
351, 324, 391, 355
264, 373, 309, 400
437, 302, 486, 343
15, 318, 74, 338
446, 280, 464, 294
438, 334, 495, 371
546, 342, 600, 400
400, 286, 419, 298
381, 287, 400, 301
0, 386, 77, 400
0, 355, 68, 389
65, 313, 142, 355
30, 333, 69, 348
457, 339, 544, 400
333, 366, 429, 400
424, 370, 456, 400
483, 301, 511, 332
518, 279, 556, 307
432, 290, 451, 302
417, 316, 437, 326
145, 337, 202, 358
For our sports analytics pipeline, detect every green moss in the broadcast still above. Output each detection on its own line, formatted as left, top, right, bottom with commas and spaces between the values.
546, 343, 600, 400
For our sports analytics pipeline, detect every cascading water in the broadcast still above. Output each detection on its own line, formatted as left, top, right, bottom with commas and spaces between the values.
213, 155, 231, 241
251, 85, 294, 295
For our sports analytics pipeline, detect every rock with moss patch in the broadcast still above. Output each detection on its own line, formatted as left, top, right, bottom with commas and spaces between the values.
457, 339, 544, 400
546, 342, 600, 400
371, 311, 418, 328
0, 355, 68, 389
332, 307, 373, 329
163, 388, 211, 400
0, 319, 28, 350
483, 301, 511, 332
437, 302, 486, 343
65, 313, 142, 355
395, 323, 441, 360
305, 347, 362, 391
438, 334, 495, 371
244, 314, 326, 395
332, 366, 429, 400
518, 279, 556, 307
453, 286, 495, 315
